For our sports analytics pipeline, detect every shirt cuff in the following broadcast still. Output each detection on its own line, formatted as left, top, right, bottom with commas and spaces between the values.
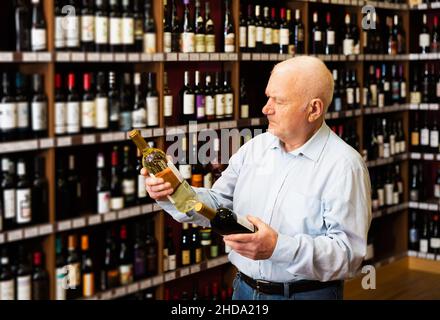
269, 233, 299, 264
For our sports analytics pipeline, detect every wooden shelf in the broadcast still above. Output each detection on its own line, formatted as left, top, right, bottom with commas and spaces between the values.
366, 153, 409, 168
0, 223, 53, 245
82, 255, 230, 300
372, 203, 409, 219
408, 251, 440, 263
408, 103, 440, 111
364, 104, 410, 115
409, 152, 440, 162
0, 52, 52, 63
409, 2, 440, 10
408, 201, 440, 212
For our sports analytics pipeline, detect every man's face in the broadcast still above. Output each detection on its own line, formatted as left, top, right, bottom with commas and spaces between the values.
262, 69, 309, 143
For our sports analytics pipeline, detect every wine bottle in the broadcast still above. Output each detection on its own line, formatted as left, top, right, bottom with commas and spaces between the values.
0, 73, 17, 142
96, 152, 110, 214
164, 72, 173, 121
16, 0, 31, 52
110, 146, 124, 210
432, 16, 439, 53
181, 223, 191, 266
31, 74, 48, 138
246, 4, 256, 52
164, 226, 176, 271
279, 8, 289, 54
420, 14, 430, 54
81, 235, 95, 298
132, 73, 147, 129
262, 7, 272, 53
133, 224, 147, 280
15, 73, 30, 140
119, 73, 133, 131
109, 0, 122, 52
238, 6, 246, 52
194, 70, 206, 121
181, 71, 195, 123
143, 0, 156, 53
66, 0, 80, 50
429, 214, 440, 255
205, 1, 215, 53
55, 236, 67, 300
133, 0, 144, 51
129, 130, 198, 213
108, 71, 120, 130
194, 0, 205, 53
145, 218, 158, 276
32, 157, 48, 224
55, 73, 67, 136
66, 235, 81, 299
16, 246, 31, 300
0, 249, 15, 300
81, 72, 96, 133
122, 0, 134, 52
342, 13, 354, 56
239, 78, 249, 119
223, 0, 235, 53
204, 73, 215, 121
163, 0, 172, 53
214, 72, 225, 119
146, 72, 159, 127
223, 71, 233, 119
101, 229, 119, 290
170, 0, 180, 52
95, 0, 109, 52
32, 251, 49, 300
292, 9, 304, 54
272, 8, 280, 54
122, 145, 136, 207
31, 0, 47, 51
409, 212, 419, 251
190, 224, 202, 264
119, 225, 133, 285
95, 71, 109, 131
67, 154, 81, 216
325, 12, 335, 55
16, 159, 31, 226
254, 5, 263, 52
66, 73, 80, 134
194, 202, 256, 235
181, 0, 195, 53
81, 0, 95, 51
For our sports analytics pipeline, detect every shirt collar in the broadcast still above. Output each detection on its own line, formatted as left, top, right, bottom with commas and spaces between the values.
269, 122, 330, 162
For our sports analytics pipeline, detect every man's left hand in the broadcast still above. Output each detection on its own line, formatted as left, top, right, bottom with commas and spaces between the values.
223, 216, 278, 260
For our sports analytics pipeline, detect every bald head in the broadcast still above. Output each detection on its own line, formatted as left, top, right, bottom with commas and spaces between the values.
272, 56, 334, 112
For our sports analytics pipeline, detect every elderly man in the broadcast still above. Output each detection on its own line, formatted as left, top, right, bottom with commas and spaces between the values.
141, 56, 372, 300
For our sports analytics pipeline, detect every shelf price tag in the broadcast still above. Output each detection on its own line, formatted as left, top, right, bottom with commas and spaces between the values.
153, 53, 164, 61
7, 229, 23, 242
72, 218, 86, 229
142, 204, 153, 214
152, 203, 162, 212
153, 128, 164, 137
118, 209, 131, 220
164, 272, 176, 282
24, 227, 39, 239
152, 275, 163, 286
127, 283, 139, 294
0, 52, 14, 62
114, 53, 126, 62
140, 279, 152, 290
411, 153, 421, 160
71, 52, 85, 61
39, 224, 53, 235
39, 138, 54, 149
424, 153, 434, 161
429, 104, 439, 111
428, 204, 439, 211
128, 53, 140, 62
179, 268, 190, 277
22, 52, 37, 61
103, 212, 117, 222
114, 287, 127, 298
57, 136, 72, 147
87, 53, 100, 61
419, 203, 429, 210
190, 264, 201, 274
0, 233, 4, 244
88, 215, 102, 225
82, 135, 96, 144
100, 133, 114, 143
58, 220, 72, 232
100, 291, 112, 300
101, 53, 113, 61
37, 52, 51, 61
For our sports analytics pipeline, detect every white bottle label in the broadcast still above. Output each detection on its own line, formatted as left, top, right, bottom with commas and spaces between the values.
0, 103, 17, 130
3, 189, 16, 219
122, 17, 134, 45
183, 94, 195, 115
138, 175, 147, 198
346, 88, 354, 105
236, 214, 255, 232
56, 267, 67, 300
95, 97, 109, 129
31, 28, 47, 51
327, 31, 335, 45
81, 101, 96, 129
146, 96, 159, 126
205, 34, 215, 52
314, 31, 322, 42
225, 93, 234, 116
385, 183, 394, 206
205, 96, 215, 116
168, 255, 176, 271
31, 101, 47, 130
239, 26, 247, 48
383, 142, 390, 159
240, 104, 249, 119
16, 188, 32, 224
264, 28, 272, 45
66, 16, 80, 47
430, 130, 439, 148
195, 34, 205, 53
0, 279, 15, 300
224, 33, 235, 52
67, 263, 81, 288
215, 94, 225, 117
179, 165, 192, 180
203, 172, 213, 188
280, 29, 289, 46
434, 184, 440, 198
81, 15, 95, 42
343, 39, 354, 55
17, 275, 31, 300
17, 102, 29, 129
272, 29, 280, 45
143, 33, 156, 53
67, 101, 80, 133
111, 197, 124, 210
95, 16, 109, 44
55, 16, 65, 48
401, 82, 406, 98
122, 179, 136, 196
110, 17, 122, 45
419, 33, 430, 48
55, 101, 67, 135
163, 32, 172, 52
421, 128, 430, 146
431, 238, 440, 249
256, 26, 264, 42
247, 26, 256, 48
132, 108, 147, 128
182, 32, 195, 52
98, 191, 110, 214
420, 239, 428, 253
377, 188, 384, 207
164, 95, 173, 117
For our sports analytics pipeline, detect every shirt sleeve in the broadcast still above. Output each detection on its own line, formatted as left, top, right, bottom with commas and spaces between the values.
269, 162, 372, 281
155, 143, 246, 228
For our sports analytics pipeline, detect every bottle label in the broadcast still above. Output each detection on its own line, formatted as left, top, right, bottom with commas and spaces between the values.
327, 31, 335, 45
66, 16, 80, 47
365, 243, 374, 261
205, 34, 215, 52
31, 101, 47, 131
122, 17, 134, 45
0, 103, 17, 130
236, 214, 255, 232
411, 132, 419, 146
55, 102, 67, 135
280, 29, 289, 46
210, 245, 219, 258
143, 33, 156, 53
135, 19, 144, 41
421, 128, 429, 146
215, 94, 225, 117
0, 279, 15, 300
239, 26, 247, 48
179, 164, 192, 180
196, 95, 205, 119
384, 81, 390, 92
203, 172, 213, 188
410, 190, 419, 202
377, 188, 385, 207
195, 248, 202, 263
264, 28, 272, 45
378, 93, 385, 108
256, 26, 264, 43
56, 267, 67, 300
430, 238, 440, 249
393, 191, 399, 205
122, 179, 136, 196
225, 33, 235, 52
182, 32, 195, 52
434, 184, 440, 198
31, 28, 47, 51
419, 33, 430, 48
183, 93, 195, 115
67, 263, 81, 288
430, 131, 439, 148
164, 95, 173, 117
111, 197, 124, 210
247, 26, 256, 48
437, 81, 440, 98
132, 108, 147, 128
81, 15, 95, 42
16, 188, 32, 224
355, 87, 360, 104
98, 191, 111, 214
138, 175, 147, 198
409, 229, 419, 244
225, 93, 234, 116
314, 31, 322, 42
95, 16, 109, 44
83, 273, 94, 297
334, 97, 342, 112
95, 97, 109, 129
272, 29, 280, 45
385, 183, 394, 206
420, 239, 428, 253
81, 101, 96, 129
163, 254, 169, 273
383, 142, 390, 159
240, 104, 249, 119
3, 189, 16, 219
343, 39, 354, 55
164, 32, 172, 52
398, 181, 403, 194
181, 250, 191, 265
401, 82, 406, 98
17, 275, 31, 300
146, 97, 159, 126
372, 198, 379, 211
205, 96, 215, 116
119, 111, 132, 131
119, 265, 133, 285
67, 101, 80, 133
346, 88, 354, 105
109, 17, 122, 45
168, 254, 176, 270
17, 102, 29, 129
55, 16, 65, 48
410, 92, 421, 104
370, 84, 377, 106
195, 34, 206, 52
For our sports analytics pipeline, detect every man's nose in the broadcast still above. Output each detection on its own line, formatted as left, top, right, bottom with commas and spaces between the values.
262, 101, 275, 115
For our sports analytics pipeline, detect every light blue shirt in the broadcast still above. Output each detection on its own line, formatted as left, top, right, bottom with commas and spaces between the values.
158, 122, 372, 282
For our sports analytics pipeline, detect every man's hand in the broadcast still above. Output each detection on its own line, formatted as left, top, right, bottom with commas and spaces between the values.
223, 216, 278, 260
140, 167, 174, 201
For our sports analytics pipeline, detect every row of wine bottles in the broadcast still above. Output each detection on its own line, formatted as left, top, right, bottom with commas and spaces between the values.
409, 163, 440, 202
410, 63, 440, 104
0, 156, 48, 232
164, 281, 232, 300
0, 247, 49, 300
409, 211, 440, 255
410, 111, 440, 153
366, 117, 406, 161
370, 164, 404, 210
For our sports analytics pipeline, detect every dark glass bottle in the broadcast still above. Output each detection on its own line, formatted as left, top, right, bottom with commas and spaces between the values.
32, 251, 49, 300
32, 157, 48, 224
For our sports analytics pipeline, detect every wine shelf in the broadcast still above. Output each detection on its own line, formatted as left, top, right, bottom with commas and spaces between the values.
408, 201, 440, 212
372, 202, 409, 219
408, 250, 440, 262
81, 255, 230, 300
409, 152, 440, 162
0, 223, 53, 245
0, 52, 52, 63
294, 0, 408, 10
409, 2, 440, 10
366, 153, 409, 168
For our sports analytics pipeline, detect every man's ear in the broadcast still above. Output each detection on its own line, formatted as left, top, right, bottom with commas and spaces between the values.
307, 99, 324, 122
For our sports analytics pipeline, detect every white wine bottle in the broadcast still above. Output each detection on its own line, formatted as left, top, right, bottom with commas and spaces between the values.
129, 129, 197, 213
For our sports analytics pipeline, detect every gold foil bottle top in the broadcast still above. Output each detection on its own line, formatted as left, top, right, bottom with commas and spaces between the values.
194, 202, 216, 220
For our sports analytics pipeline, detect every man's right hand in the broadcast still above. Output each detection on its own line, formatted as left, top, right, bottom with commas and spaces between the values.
141, 167, 174, 201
